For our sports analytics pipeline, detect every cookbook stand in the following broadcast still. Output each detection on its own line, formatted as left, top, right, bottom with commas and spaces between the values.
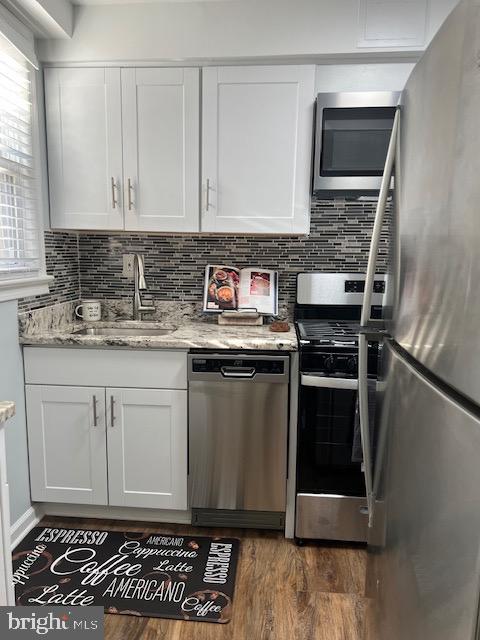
217, 308, 263, 326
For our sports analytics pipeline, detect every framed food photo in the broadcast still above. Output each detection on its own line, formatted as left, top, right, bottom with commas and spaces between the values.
203, 265, 278, 315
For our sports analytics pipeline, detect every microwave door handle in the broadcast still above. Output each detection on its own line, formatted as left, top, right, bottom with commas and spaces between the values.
361, 107, 400, 328
358, 333, 374, 527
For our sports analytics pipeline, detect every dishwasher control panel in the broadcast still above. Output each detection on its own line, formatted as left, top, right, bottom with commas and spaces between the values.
188, 353, 290, 383
191, 357, 286, 375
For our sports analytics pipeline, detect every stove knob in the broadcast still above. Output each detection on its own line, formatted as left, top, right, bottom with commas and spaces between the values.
324, 355, 336, 372
347, 356, 358, 373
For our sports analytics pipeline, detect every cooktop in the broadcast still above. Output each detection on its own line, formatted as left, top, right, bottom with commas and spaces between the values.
296, 319, 361, 346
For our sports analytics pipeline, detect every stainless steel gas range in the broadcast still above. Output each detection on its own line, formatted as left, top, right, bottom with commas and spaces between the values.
294, 272, 385, 543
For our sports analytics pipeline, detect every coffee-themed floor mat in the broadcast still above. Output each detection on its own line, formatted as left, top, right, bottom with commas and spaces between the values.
12, 526, 240, 623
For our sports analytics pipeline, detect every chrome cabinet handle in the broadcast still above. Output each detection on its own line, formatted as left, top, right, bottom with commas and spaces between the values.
127, 178, 134, 211
205, 178, 211, 212
92, 394, 98, 427
111, 177, 118, 209
110, 395, 115, 427
361, 107, 400, 327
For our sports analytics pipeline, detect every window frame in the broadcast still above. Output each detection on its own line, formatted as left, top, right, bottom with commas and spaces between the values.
0, 20, 52, 303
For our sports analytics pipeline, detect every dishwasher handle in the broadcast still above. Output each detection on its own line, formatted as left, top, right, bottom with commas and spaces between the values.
221, 366, 256, 378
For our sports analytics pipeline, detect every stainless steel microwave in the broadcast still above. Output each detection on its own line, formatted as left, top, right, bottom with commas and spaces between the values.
313, 91, 401, 196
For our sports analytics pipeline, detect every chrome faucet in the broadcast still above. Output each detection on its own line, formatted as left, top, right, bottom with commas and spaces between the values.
133, 254, 155, 320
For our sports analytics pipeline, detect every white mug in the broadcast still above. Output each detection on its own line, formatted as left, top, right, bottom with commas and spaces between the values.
75, 300, 101, 321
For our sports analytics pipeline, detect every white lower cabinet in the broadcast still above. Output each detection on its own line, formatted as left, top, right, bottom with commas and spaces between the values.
26, 385, 108, 505
25, 351, 188, 511
106, 388, 187, 509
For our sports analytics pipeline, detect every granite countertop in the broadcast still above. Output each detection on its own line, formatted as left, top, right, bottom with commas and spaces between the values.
20, 320, 298, 352
0, 402, 15, 424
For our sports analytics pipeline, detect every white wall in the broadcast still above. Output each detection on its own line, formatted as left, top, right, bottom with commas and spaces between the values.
37, 0, 459, 64
0, 301, 32, 526
315, 62, 415, 93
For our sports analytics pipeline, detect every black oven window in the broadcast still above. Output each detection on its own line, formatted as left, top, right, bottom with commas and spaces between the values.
320, 106, 396, 177
297, 386, 366, 497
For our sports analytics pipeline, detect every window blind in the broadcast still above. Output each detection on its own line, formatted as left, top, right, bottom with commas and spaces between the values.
0, 39, 39, 279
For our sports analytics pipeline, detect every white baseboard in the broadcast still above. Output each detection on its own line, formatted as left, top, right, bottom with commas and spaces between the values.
40, 503, 192, 525
10, 506, 44, 549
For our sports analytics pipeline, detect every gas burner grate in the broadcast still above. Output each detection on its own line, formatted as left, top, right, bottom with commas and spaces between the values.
297, 320, 361, 344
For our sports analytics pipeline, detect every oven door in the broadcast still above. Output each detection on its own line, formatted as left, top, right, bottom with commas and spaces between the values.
297, 374, 365, 496
296, 374, 368, 541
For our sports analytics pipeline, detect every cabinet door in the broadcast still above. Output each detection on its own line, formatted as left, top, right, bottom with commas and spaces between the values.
202, 65, 315, 234
45, 68, 123, 230
122, 68, 200, 232
107, 388, 187, 509
0, 427, 13, 604
25, 385, 108, 504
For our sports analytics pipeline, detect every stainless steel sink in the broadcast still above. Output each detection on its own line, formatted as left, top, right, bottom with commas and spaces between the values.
73, 327, 174, 337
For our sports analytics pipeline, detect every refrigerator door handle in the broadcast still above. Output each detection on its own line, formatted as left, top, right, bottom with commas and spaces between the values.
361, 107, 400, 327
359, 109, 399, 527
358, 332, 374, 527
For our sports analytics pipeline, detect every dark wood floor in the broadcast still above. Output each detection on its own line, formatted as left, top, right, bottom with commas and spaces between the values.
40, 516, 366, 640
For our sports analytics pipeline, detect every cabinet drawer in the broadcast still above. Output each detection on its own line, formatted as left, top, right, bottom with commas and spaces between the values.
24, 347, 187, 390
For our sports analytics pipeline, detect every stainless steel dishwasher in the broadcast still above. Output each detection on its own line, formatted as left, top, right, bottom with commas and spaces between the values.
188, 352, 289, 529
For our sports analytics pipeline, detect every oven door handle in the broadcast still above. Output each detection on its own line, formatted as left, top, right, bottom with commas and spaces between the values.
358, 333, 374, 528
301, 374, 358, 390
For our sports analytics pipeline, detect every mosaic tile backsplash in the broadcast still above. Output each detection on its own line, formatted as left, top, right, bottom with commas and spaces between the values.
18, 231, 80, 313
19, 198, 389, 314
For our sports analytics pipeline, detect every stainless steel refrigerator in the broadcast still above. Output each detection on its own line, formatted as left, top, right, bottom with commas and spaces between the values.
360, 1, 480, 639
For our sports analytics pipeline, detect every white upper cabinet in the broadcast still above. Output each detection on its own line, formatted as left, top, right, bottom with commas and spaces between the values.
45, 66, 200, 232
45, 64, 314, 234
202, 65, 315, 234
121, 68, 200, 232
45, 68, 124, 230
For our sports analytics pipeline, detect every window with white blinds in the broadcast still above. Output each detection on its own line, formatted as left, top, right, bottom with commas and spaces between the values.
0, 39, 39, 280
